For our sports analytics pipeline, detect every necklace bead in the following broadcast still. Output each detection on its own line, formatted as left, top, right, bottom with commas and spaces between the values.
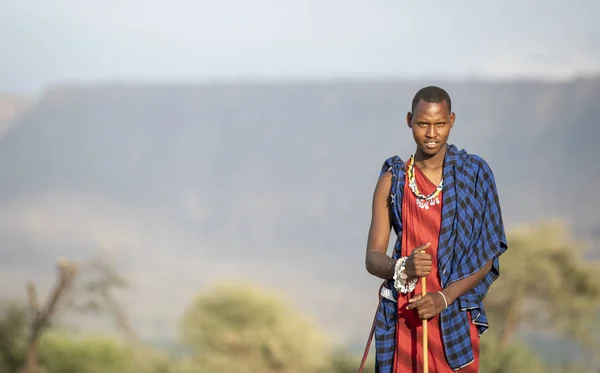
406, 156, 443, 202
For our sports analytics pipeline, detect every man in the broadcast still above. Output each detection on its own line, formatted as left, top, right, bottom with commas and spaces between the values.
363, 86, 507, 373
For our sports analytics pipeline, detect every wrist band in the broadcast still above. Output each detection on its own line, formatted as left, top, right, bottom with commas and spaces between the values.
437, 291, 448, 309
393, 257, 417, 294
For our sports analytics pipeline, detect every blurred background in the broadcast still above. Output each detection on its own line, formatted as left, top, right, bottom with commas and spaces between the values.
0, 1, 599, 372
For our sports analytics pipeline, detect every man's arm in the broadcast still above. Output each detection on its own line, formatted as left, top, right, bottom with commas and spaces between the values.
441, 259, 493, 305
407, 259, 493, 320
365, 171, 434, 280
365, 171, 395, 279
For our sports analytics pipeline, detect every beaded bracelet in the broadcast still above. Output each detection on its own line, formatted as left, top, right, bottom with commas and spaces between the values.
393, 257, 418, 294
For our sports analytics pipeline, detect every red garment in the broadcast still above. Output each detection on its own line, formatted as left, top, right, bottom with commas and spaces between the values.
393, 163, 479, 373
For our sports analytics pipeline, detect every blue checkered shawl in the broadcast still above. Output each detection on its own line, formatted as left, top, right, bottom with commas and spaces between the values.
373, 144, 507, 372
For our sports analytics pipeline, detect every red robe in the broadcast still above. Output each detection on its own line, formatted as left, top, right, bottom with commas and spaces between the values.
393, 163, 480, 373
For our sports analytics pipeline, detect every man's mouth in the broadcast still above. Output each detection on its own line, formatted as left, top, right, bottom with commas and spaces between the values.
424, 141, 438, 149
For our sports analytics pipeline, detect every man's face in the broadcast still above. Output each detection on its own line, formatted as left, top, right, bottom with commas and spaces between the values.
406, 99, 455, 157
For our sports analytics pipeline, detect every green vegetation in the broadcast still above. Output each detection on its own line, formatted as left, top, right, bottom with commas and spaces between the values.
0, 219, 598, 373
178, 283, 329, 373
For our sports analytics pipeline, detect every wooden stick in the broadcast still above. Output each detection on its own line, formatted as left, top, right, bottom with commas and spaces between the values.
422, 277, 428, 373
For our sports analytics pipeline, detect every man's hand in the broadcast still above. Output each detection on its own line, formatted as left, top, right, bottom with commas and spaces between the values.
406, 292, 446, 320
405, 243, 432, 278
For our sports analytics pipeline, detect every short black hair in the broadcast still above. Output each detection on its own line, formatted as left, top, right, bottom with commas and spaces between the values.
411, 86, 452, 113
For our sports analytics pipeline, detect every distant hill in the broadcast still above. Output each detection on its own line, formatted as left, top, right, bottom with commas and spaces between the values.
0, 78, 598, 344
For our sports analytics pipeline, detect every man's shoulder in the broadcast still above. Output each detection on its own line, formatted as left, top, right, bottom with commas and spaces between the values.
465, 153, 492, 173
452, 148, 500, 193
382, 154, 405, 165
451, 145, 494, 175
379, 155, 405, 176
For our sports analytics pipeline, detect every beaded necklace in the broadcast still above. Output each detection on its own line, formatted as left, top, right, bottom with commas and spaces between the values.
406, 156, 443, 209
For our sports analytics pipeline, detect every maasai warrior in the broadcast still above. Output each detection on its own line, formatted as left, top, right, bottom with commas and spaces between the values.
364, 86, 507, 373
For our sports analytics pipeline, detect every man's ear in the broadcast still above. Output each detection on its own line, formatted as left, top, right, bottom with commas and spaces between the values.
449, 112, 455, 129
406, 112, 413, 128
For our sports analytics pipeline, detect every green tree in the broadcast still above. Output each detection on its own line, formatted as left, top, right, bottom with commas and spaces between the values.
480, 331, 590, 373
479, 332, 549, 373
179, 283, 330, 373
482, 219, 600, 371
37, 332, 131, 373
0, 302, 28, 373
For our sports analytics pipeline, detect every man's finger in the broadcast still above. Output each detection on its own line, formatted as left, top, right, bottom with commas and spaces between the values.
407, 296, 428, 309
416, 265, 433, 271
414, 253, 432, 261
416, 266, 432, 273
411, 242, 431, 255
408, 294, 422, 303
418, 304, 435, 319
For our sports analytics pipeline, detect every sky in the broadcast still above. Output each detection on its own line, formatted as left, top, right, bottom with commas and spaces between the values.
1, 0, 599, 94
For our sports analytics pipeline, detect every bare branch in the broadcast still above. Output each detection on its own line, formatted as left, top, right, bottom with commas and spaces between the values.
21, 258, 78, 373
25, 282, 39, 320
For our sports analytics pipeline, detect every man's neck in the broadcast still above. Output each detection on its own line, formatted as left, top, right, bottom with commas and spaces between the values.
414, 144, 447, 169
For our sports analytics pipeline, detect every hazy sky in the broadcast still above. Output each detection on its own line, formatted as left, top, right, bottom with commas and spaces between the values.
1, 0, 598, 93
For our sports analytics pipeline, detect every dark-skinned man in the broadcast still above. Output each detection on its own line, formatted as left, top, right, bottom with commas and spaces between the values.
364, 86, 507, 373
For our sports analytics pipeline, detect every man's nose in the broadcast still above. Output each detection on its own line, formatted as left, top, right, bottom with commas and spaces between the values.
426, 124, 437, 138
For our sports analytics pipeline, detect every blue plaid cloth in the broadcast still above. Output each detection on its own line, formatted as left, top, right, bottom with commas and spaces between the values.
372, 144, 508, 372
